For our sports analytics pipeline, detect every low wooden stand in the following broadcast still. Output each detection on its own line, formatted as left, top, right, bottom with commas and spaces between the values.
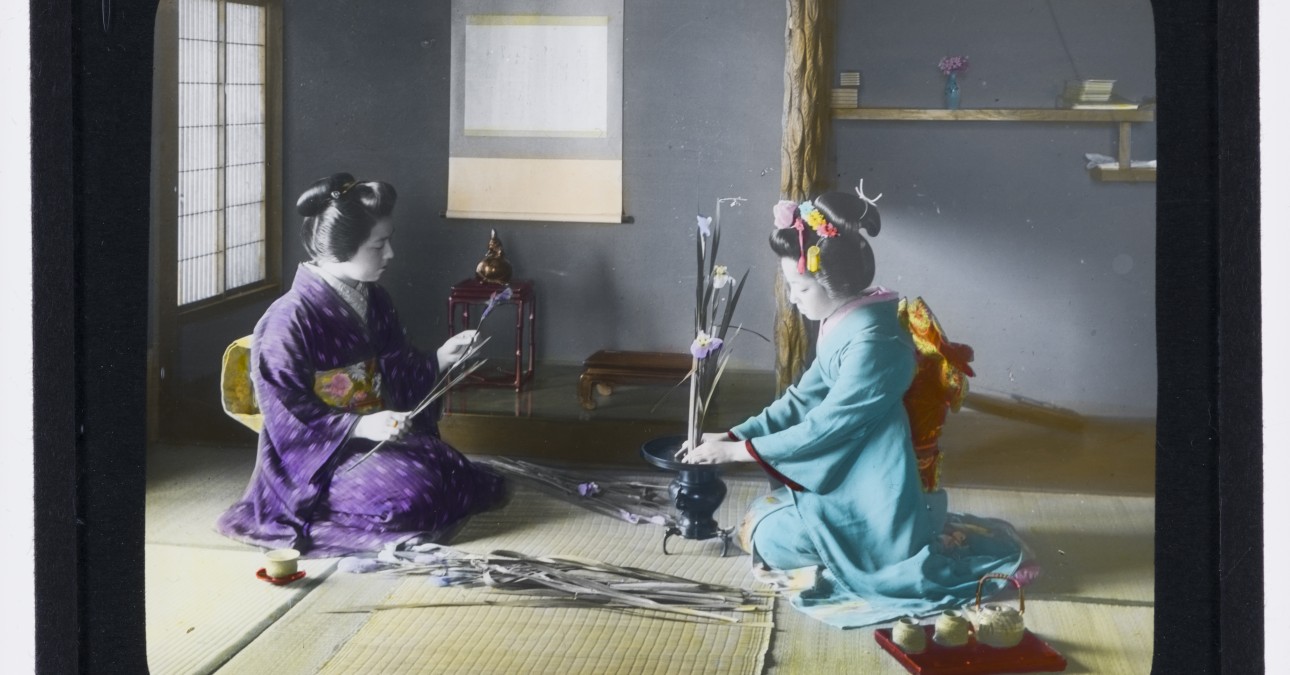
579, 350, 692, 410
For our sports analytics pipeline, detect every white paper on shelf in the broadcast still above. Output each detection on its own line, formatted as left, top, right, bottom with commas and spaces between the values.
1084, 153, 1157, 170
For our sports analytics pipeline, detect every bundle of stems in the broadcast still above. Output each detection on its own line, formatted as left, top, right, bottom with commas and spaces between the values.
482, 457, 677, 526
345, 286, 513, 472
344, 337, 492, 472
334, 545, 773, 624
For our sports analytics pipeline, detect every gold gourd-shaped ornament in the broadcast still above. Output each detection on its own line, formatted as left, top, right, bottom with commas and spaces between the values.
475, 229, 513, 284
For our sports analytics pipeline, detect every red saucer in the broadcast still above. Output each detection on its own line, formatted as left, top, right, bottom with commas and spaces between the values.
256, 568, 307, 585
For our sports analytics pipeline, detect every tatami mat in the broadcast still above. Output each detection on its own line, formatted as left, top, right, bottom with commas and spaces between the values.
146, 444, 1154, 675
215, 569, 411, 674
949, 489, 1154, 605
145, 544, 338, 675
316, 478, 772, 674
147, 444, 257, 550
768, 597, 1152, 674
320, 590, 773, 675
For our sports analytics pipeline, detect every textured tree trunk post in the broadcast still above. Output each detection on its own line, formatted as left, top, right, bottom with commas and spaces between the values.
776, 0, 834, 393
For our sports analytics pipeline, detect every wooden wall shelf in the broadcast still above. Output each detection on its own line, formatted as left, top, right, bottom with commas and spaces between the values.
1090, 166, 1157, 183
832, 107, 1154, 123
833, 107, 1156, 183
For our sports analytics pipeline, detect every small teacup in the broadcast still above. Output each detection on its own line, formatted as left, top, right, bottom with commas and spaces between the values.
891, 616, 926, 654
265, 548, 300, 578
933, 609, 971, 647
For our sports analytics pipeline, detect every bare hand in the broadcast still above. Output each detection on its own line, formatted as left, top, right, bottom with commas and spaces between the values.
436, 330, 480, 371
352, 410, 412, 442
672, 433, 731, 459
675, 439, 748, 465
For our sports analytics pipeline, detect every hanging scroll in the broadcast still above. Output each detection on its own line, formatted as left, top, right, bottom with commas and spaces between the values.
448, 1, 624, 223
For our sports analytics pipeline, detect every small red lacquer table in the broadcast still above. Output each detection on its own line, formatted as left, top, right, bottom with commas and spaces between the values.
447, 278, 536, 390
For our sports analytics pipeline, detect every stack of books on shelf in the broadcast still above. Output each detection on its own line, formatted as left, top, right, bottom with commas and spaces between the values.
1059, 79, 1139, 109
831, 88, 858, 109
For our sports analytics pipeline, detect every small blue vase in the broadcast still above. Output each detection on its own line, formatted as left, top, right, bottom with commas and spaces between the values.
944, 72, 960, 110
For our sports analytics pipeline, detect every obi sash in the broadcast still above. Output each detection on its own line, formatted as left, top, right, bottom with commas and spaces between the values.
314, 359, 384, 414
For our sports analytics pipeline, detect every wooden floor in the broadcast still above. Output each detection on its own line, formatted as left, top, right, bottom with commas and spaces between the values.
149, 368, 1156, 673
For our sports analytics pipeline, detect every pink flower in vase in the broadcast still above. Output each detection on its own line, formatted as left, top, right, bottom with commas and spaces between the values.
938, 55, 969, 75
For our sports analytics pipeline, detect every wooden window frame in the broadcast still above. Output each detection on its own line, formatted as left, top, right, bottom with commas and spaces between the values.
154, 0, 283, 325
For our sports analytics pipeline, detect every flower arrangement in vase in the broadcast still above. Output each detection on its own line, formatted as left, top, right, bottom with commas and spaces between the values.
686, 197, 752, 453
938, 55, 969, 110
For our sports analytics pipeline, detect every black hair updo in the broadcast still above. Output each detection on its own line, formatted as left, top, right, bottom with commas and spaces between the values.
297, 172, 397, 263
769, 190, 882, 298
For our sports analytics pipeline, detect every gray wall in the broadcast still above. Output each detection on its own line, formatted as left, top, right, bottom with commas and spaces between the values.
278, 0, 787, 372
833, 0, 1157, 415
169, 0, 1155, 416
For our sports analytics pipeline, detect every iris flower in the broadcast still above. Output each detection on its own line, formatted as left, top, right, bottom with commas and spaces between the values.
696, 214, 713, 237
690, 330, 724, 359
712, 265, 731, 289
480, 285, 514, 321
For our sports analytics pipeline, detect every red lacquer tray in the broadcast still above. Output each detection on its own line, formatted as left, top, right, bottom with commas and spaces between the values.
874, 625, 1066, 675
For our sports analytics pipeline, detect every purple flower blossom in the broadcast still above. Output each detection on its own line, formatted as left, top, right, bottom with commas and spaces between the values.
690, 331, 723, 359
577, 481, 601, 497
480, 285, 514, 321
696, 214, 713, 237
938, 55, 969, 75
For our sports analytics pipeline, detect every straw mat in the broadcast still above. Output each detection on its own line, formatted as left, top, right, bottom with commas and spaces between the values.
145, 544, 338, 675
317, 477, 774, 674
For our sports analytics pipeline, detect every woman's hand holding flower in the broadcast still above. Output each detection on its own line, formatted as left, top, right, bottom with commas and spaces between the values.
353, 410, 412, 442
676, 438, 750, 465
437, 330, 480, 371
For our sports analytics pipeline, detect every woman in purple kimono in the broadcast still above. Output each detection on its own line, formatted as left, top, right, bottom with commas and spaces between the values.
217, 172, 507, 557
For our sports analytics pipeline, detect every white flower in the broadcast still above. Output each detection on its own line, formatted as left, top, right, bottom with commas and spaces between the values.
712, 265, 731, 289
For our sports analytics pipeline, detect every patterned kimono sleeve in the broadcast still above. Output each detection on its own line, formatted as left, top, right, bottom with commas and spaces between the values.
746, 337, 914, 492
370, 287, 440, 419
254, 313, 361, 483
731, 362, 826, 440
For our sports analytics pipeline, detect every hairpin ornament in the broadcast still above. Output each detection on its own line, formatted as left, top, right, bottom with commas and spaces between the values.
855, 179, 882, 220
330, 180, 359, 202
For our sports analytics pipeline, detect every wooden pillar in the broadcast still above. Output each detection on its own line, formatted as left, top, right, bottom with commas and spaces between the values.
776, 0, 834, 392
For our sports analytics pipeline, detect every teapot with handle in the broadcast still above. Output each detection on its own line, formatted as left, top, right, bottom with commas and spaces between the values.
964, 573, 1026, 648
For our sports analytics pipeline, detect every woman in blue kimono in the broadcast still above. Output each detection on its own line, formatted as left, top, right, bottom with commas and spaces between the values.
217, 172, 507, 558
680, 189, 1028, 627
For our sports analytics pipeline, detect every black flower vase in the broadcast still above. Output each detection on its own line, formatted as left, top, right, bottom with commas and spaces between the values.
640, 435, 732, 555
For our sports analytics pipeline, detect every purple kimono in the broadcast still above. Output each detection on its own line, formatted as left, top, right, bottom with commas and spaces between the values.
217, 265, 506, 557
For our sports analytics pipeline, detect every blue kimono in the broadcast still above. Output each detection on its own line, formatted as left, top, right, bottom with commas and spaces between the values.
732, 295, 1025, 628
